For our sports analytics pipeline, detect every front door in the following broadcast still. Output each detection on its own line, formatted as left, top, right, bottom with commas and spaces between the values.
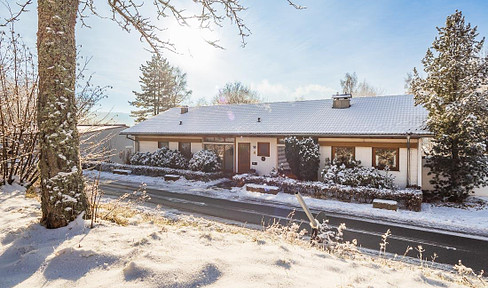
238, 143, 251, 173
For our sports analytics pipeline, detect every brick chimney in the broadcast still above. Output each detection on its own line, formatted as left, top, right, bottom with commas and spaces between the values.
180, 106, 189, 114
332, 93, 352, 109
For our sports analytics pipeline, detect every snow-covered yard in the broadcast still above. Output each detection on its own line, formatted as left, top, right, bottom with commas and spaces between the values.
0, 184, 483, 287
86, 171, 488, 238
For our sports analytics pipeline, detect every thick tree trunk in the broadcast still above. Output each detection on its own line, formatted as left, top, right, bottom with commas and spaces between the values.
37, 0, 87, 228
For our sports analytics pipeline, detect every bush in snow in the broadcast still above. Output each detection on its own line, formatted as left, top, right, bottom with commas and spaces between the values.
321, 158, 395, 190
284, 136, 320, 181
188, 150, 221, 172
129, 147, 188, 169
130, 151, 153, 166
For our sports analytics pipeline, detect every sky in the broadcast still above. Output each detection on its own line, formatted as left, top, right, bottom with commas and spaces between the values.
2, 0, 488, 125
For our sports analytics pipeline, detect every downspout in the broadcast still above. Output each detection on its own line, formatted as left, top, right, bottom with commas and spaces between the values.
406, 132, 411, 187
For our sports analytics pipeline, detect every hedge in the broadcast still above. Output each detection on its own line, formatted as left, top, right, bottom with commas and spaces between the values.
83, 161, 225, 182
233, 174, 422, 211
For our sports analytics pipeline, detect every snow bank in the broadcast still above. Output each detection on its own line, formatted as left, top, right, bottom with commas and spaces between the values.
0, 184, 477, 287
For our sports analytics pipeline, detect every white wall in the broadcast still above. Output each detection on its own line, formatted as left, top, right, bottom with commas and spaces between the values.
235, 137, 277, 175
169, 142, 178, 151
474, 186, 488, 197
191, 143, 203, 154
139, 141, 158, 153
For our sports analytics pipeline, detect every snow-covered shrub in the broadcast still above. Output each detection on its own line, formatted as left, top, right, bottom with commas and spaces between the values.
188, 150, 221, 172
130, 151, 153, 166
164, 149, 188, 169
129, 148, 188, 169
321, 158, 395, 189
284, 136, 320, 181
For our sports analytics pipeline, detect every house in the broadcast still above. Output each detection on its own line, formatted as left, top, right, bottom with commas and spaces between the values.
78, 124, 134, 164
122, 94, 440, 189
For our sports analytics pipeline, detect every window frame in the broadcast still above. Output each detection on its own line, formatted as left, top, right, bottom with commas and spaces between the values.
331, 146, 355, 162
257, 142, 270, 157
372, 147, 400, 171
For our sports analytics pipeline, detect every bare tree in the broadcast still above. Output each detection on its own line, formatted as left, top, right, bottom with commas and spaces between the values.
0, 23, 38, 187
212, 81, 260, 104
340, 72, 358, 95
339, 72, 384, 97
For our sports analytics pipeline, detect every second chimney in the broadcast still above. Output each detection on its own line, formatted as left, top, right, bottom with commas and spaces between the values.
332, 93, 352, 109
180, 106, 189, 114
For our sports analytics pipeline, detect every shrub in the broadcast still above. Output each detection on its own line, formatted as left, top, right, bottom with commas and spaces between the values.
189, 150, 221, 172
321, 158, 395, 189
284, 136, 320, 181
129, 147, 188, 169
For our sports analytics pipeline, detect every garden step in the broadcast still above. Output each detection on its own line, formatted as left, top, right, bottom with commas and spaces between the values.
113, 169, 131, 175
164, 174, 180, 181
373, 199, 398, 211
246, 184, 280, 195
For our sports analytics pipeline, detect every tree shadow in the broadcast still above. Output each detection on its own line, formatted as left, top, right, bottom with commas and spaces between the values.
164, 263, 222, 288
43, 248, 117, 281
0, 219, 89, 287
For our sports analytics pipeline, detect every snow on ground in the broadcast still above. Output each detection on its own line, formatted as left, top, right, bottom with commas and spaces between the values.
85, 171, 488, 238
0, 184, 480, 288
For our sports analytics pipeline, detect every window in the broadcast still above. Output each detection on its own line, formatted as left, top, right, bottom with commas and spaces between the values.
178, 142, 192, 159
257, 142, 270, 157
203, 136, 234, 143
277, 146, 290, 170
158, 141, 169, 149
204, 144, 234, 172
332, 146, 355, 164
373, 147, 399, 171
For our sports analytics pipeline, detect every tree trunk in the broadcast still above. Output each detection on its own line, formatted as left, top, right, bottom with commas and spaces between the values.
37, 0, 87, 228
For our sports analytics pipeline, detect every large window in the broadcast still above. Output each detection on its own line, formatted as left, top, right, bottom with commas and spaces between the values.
373, 147, 399, 171
332, 146, 355, 164
178, 142, 192, 159
158, 141, 169, 149
204, 144, 234, 172
203, 137, 234, 143
257, 142, 270, 157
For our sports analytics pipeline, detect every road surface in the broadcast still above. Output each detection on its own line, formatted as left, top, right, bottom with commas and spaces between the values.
99, 181, 488, 273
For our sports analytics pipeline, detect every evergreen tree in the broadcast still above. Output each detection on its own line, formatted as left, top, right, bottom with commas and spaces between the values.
412, 10, 488, 202
284, 137, 320, 181
130, 55, 191, 122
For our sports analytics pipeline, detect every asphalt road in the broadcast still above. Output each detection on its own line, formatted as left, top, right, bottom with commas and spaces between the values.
99, 181, 488, 273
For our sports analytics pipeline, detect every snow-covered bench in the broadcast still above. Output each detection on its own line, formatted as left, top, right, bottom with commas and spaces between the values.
372, 199, 398, 211
246, 184, 280, 195
164, 174, 180, 181
113, 169, 131, 175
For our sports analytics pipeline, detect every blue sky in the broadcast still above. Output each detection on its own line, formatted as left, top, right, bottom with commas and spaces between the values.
3, 0, 488, 124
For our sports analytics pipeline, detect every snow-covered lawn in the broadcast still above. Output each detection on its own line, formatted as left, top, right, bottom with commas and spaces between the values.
0, 184, 482, 287
86, 171, 488, 238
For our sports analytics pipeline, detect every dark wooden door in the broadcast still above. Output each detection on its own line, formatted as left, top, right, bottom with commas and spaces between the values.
238, 143, 251, 173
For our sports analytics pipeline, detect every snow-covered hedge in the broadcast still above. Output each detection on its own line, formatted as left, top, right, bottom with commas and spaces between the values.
84, 161, 225, 182
130, 147, 188, 169
233, 174, 422, 211
321, 159, 395, 189
188, 150, 221, 172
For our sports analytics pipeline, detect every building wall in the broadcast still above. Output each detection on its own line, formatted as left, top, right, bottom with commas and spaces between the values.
139, 141, 158, 153
235, 137, 278, 175
80, 126, 133, 164
318, 137, 420, 189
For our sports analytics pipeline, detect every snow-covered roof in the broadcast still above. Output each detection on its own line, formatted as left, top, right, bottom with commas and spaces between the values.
121, 95, 431, 137
78, 124, 128, 134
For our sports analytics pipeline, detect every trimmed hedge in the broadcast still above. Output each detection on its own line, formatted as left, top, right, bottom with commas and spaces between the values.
234, 174, 422, 211
83, 161, 225, 182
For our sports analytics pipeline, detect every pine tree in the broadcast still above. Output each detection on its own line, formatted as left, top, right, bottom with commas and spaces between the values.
37, 0, 87, 228
130, 55, 191, 122
412, 10, 488, 202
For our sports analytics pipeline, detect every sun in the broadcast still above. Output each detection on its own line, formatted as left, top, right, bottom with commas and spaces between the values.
165, 22, 221, 72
